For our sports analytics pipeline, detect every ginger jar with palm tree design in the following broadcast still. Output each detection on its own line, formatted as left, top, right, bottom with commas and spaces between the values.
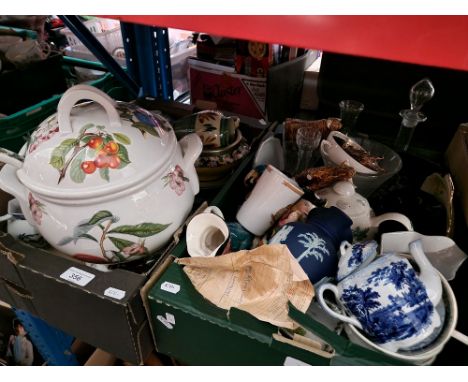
269, 206, 353, 283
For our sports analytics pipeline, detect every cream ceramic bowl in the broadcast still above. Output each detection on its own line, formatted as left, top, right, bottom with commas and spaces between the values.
321, 131, 378, 174
0, 85, 202, 264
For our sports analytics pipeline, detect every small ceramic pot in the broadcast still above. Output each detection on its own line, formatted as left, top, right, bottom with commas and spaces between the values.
317, 240, 443, 352
269, 206, 353, 283
195, 130, 250, 182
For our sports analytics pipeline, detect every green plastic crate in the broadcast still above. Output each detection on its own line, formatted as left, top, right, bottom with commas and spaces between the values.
145, 153, 409, 366
0, 72, 131, 152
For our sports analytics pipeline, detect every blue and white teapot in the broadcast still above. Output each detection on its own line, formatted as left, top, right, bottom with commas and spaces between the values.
317, 239, 443, 352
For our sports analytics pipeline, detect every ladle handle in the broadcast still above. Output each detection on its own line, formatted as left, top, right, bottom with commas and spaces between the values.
451, 330, 468, 346
0, 148, 24, 169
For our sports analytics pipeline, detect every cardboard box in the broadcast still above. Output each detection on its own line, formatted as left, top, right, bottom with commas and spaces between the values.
141, 153, 407, 366
189, 52, 313, 122
0, 232, 158, 364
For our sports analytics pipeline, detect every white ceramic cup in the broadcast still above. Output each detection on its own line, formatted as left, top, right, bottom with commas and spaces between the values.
236, 164, 304, 236
5, 39, 51, 67
0, 198, 39, 239
186, 206, 229, 257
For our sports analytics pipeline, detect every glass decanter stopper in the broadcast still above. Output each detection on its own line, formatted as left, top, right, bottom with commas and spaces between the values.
410, 78, 435, 112
394, 78, 434, 152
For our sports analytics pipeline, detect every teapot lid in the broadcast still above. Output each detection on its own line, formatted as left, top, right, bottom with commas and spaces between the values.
315, 181, 370, 218
16, 85, 177, 199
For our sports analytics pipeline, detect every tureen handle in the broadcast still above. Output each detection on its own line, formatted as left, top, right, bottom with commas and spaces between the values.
0, 147, 24, 169
316, 283, 364, 330
179, 133, 203, 195
57, 84, 122, 133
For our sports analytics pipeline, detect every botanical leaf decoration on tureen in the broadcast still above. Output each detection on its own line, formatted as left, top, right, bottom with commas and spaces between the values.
58, 210, 171, 263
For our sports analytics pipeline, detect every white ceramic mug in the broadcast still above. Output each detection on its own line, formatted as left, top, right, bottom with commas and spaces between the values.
236, 164, 304, 236
186, 206, 229, 257
5, 39, 51, 67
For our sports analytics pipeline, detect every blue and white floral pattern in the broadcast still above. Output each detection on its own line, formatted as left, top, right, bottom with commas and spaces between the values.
341, 258, 435, 345
337, 240, 378, 281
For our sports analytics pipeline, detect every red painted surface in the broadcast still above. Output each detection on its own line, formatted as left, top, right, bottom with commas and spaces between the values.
103, 15, 468, 71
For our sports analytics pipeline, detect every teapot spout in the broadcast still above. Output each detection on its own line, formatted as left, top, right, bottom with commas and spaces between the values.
409, 240, 442, 307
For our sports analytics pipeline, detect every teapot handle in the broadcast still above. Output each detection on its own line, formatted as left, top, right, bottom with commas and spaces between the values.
370, 212, 413, 231
57, 85, 122, 134
316, 283, 364, 330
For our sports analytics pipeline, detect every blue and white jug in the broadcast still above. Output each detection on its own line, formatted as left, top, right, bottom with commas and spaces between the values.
317, 239, 443, 352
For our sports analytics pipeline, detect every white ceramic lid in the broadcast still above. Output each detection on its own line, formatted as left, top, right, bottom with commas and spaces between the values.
315, 181, 370, 218
16, 85, 176, 199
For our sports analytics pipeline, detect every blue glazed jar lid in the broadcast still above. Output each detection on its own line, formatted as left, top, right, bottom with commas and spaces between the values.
306, 206, 353, 246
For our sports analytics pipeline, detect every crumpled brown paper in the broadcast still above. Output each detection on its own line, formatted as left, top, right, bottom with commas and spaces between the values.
176, 244, 314, 329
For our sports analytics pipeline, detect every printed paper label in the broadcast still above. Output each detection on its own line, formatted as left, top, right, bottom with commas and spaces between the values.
283, 356, 311, 366
60, 267, 95, 287
104, 287, 126, 300
161, 281, 180, 294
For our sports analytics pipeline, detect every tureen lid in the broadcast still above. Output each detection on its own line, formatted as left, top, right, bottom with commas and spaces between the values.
17, 85, 177, 199
315, 181, 370, 218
